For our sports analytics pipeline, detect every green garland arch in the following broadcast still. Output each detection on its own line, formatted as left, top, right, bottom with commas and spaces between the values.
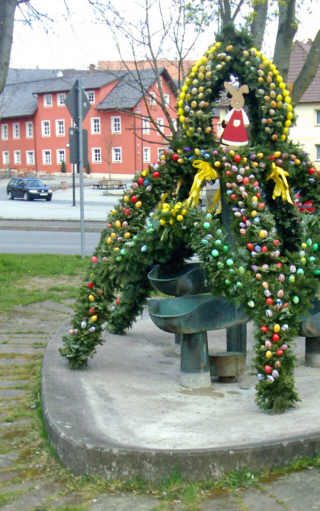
60, 27, 320, 413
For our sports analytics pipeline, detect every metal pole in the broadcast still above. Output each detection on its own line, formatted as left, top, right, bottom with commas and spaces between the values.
72, 163, 76, 207
77, 79, 85, 258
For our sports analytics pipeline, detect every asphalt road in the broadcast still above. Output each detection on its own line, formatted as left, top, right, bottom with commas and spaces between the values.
0, 229, 101, 255
0, 180, 115, 254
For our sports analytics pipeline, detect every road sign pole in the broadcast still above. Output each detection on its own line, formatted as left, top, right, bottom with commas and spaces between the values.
77, 80, 85, 259
66, 80, 90, 257
72, 163, 76, 207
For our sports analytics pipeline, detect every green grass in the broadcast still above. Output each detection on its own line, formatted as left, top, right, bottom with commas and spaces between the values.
0, 254, 88, 312
0, 253, 88, 280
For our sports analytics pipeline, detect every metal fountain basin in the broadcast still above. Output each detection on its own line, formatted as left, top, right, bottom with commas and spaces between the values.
148, 294, 248, 335
148, 262, 208, 297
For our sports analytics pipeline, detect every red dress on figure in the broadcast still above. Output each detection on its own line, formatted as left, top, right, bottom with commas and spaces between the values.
221, 108, 249, 146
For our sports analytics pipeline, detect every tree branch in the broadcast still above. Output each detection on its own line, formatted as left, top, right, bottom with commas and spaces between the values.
250, 0, 268, 49
273, 0, 297, 81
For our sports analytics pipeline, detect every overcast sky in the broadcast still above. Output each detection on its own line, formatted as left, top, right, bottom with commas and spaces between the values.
9, 0, 320, 71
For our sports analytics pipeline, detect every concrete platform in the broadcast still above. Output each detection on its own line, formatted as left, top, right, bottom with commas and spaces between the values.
42, 310, 320, 482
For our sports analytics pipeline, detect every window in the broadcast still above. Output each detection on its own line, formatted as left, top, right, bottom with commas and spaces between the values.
14, 150, 21, 165
157, 117, 164, 134
158, 147, 166, 160
164, 93, 170, 106
25, 121, 33, 138
142, 118, 150, 135
87, 91, 95, 104
91, 117, 101, 134
41, 120, 51, 137
111, 116, 121, 134
1, 124, 8, 140
57, 93, 66, 106
26, 150, 35, 165
44, 94, 53, 107
56, 119, 65, 136
42, 150, 52, 165
112, 147, 122, 163
316, 145, 320, 160
2, 151, 9, 165
143, 147, 151, 163
149, 92, 156, 105
56, 149, 66, 164
92, 147, 102, 163
13, 122, 20, 139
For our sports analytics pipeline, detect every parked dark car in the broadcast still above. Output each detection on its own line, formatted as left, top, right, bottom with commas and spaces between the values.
7, 177, 53, 201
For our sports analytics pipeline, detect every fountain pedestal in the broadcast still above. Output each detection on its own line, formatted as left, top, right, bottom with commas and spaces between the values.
148, 267, 248, 388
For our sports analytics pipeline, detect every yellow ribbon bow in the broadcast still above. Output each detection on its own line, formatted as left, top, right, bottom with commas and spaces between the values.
267, 162, 293, 205
186, 160, 220, 210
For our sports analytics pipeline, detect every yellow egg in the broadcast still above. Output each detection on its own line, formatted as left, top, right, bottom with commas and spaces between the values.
90, 315, 98, 323
160, 219, 166, 226
135, 201, 142, 208
123, 195, 130, 203
273, 324, 281, 333
88, 294, 95, 302
266, 351, 273, 359
124, 232, 131, 239
177, 215, 184, 222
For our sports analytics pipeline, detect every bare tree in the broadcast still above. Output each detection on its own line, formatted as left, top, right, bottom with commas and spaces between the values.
0, 0, 58, 94
0, 0, 19, 94
89, 0, 207, 140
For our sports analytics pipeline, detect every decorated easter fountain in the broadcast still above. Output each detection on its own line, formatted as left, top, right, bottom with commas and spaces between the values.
60, 26, 320, 413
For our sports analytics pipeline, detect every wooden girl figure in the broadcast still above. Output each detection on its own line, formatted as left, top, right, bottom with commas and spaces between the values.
221, 82, 249, 146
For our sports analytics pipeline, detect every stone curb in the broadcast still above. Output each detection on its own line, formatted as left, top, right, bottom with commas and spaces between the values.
42, 322, 320, 483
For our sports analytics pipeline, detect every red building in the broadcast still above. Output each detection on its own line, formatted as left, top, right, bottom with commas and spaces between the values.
0, 68, 177, 176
